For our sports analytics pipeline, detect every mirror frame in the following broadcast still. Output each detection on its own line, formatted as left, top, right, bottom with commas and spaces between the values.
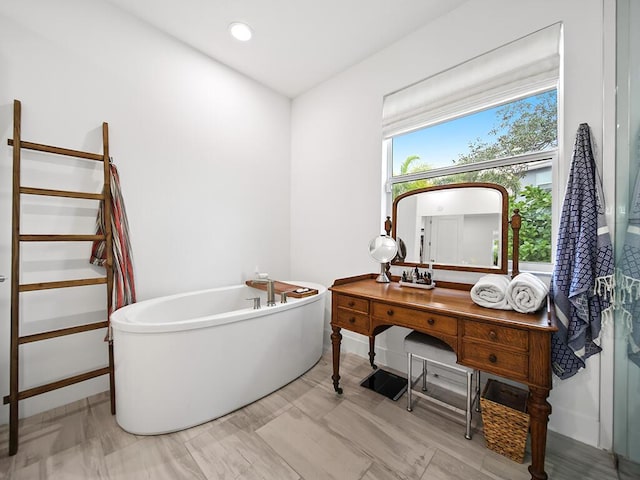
389, 182, 510, 274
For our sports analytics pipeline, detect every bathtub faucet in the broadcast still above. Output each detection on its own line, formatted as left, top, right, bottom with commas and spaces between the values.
247, 297, 261, 309
280, 290, 298, 304
251, 278, 276, 307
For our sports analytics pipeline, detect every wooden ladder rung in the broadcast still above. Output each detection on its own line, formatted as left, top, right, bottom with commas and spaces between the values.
20, 277, 107, 292
20, 234, 105, 242
19, 321, 108, 344
2, 367, 110, 404
8, 139, 104, 161
20, 186, 104, 201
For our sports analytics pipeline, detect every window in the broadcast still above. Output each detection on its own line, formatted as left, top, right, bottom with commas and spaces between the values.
386, 90, 557, 265
381, 24, 561, 269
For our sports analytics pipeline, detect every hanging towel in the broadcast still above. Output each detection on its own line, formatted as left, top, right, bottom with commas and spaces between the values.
91, 162, 137, 313
550, 124, 614, 380
616, 168, 640, 367
506, 273, 549, 313
470, 274, 512, 310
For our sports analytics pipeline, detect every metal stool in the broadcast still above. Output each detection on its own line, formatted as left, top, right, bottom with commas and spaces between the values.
404, 330, 480, 440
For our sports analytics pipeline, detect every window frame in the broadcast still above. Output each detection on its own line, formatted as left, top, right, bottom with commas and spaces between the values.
383, 96, 558, 275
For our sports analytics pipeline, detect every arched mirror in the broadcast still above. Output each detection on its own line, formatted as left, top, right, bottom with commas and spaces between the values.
390, 183, 510, 275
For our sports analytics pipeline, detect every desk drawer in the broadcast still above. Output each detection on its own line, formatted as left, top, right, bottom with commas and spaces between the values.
334, 310, 370, 334
461, 340, 528, 381
336, 295, 369, 313
463, 321, 528, 352
371, 302, 457, 336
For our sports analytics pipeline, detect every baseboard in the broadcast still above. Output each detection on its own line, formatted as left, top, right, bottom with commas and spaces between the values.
547, 402, 601, 447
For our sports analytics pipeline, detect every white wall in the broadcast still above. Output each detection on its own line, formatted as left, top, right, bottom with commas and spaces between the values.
291, 0, 614, 449
0, 0, 291, 421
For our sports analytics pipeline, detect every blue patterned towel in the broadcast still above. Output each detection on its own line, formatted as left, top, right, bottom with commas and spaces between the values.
617, 167, 640, 367
550, 124, 614, 379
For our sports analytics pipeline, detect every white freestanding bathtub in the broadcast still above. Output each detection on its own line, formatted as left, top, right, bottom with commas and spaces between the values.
110, 281, 326, 435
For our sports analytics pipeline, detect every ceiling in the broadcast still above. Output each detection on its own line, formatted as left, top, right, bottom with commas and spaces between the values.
105, 0, 468, 98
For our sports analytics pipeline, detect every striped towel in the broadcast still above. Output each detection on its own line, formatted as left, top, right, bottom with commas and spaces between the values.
91, 162, 136, 313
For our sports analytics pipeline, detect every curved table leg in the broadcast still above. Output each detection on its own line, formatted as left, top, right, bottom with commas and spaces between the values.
527, 386, 552, 480
331, 325, 343, 394
368, 336, 377, 369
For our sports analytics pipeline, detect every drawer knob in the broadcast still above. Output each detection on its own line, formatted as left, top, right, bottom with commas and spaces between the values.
427, 318, 435, 325
489, 330, 497, 340
348, 301, 355, 307
387, 309, 394, 316
489, 353, 497, 363
348, 317, 356, 324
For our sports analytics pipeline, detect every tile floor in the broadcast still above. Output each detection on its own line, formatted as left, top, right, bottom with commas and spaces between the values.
0, 353, 620, 479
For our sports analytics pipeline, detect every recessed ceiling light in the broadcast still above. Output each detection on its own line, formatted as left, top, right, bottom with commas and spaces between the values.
229, 22, 252, 42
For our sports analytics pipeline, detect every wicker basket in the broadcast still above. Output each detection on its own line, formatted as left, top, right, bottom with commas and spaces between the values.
480, 379, 530, 463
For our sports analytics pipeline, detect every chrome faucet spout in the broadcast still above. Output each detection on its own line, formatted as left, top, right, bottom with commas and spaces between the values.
266, 280, 276, 306
251, 278, 276, 306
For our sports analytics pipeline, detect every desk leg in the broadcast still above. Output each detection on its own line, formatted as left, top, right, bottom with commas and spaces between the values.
331, 325, 343, 394
368, 336, 377, 369
528, 386, 551, 480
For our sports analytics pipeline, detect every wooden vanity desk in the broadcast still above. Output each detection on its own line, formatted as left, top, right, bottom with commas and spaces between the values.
329, 274, 557, 480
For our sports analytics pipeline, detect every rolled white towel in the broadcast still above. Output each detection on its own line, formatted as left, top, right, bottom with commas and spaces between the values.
470, 274, 512, 310
506, 273, 549, 313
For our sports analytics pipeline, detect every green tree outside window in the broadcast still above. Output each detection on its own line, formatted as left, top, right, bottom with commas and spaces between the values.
392, 91, 555, 262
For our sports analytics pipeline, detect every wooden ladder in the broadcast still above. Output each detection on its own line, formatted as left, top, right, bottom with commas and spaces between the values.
3, 100, 115, 456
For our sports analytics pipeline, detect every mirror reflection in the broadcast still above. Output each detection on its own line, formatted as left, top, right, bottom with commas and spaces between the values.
391, 183, 508, 274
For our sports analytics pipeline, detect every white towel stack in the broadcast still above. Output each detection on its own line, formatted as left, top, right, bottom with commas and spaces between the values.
470, 273, 549, 313
469, 274, 513, 310
506, 272, 549, 313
